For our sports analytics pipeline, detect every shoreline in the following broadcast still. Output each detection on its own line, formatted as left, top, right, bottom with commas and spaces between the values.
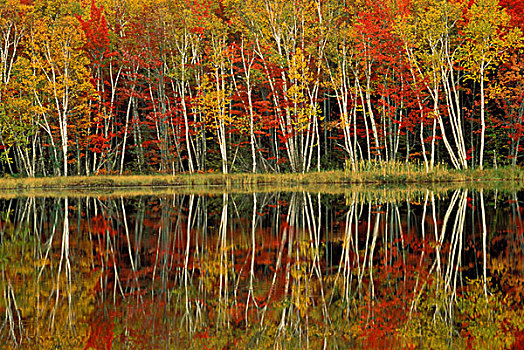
0, 168, 524, 192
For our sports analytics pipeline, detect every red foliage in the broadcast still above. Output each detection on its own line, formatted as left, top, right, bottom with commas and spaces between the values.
500, 0, 524, 28
76, 0, 111, 63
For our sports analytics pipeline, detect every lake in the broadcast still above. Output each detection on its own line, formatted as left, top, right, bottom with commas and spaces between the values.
1, 186, 523, 348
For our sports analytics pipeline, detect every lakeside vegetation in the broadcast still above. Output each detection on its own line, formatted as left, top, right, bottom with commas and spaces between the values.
1, 162, 524, 195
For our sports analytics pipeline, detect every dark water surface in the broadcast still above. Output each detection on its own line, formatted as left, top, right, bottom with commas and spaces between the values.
1, 188, 523, 349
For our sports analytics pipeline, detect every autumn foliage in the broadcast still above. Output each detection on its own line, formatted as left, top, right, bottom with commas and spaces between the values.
0, 0, 522, 176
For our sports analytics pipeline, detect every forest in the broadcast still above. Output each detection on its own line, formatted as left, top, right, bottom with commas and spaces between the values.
0, 0, 523, 177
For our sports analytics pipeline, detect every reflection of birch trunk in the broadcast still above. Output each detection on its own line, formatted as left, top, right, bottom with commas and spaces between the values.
429, 192, 440, 276
39, 199, 59, 281
410, 191, 432, 315
183, 194, 195, 330
368, 208, 381, 300
358, 203, 372, 291
93, 198, 123, 302
357, 203, 380, 303
304, 193, 330, 325
175, 194, 201, 335
362, 205, 381, 327
421, 189, 466, 325
276, 193, 298, 335
444, 190, 467, 298
184, 194, 195, 282
120, 198, 138, 288
244, 193, 257, 323
34, 198, 58, 339
159, 198, 175, 296
394, 204, 406, 285
52, 198, 72, 329
438, 190, 461, 276
480, 189, 488, 298
2, 278, 24, 346
261, 193, 297, 327
333, 192, 357, 314
217, 193, 229, 326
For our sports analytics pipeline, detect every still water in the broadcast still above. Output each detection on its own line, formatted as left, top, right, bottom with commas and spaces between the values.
0, 188, 523, 349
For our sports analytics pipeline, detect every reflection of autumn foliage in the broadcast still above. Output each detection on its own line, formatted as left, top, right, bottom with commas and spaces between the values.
0, 205, 99, 348
337, 230, 433, 347
84, 309, 114, 350
2, 191, 524, 348
89, 214, 117, 237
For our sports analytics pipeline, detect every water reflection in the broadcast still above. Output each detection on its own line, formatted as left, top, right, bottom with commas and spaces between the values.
1, 189, 523, 348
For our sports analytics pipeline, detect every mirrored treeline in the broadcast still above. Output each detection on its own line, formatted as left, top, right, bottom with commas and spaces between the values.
1, 190, 523, 349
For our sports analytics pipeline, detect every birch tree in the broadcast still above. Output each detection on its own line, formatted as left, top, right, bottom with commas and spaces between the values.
462, 0, 521, 169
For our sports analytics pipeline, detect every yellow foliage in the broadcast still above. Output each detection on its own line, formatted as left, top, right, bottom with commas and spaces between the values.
198, 73, 233, 132
27, 14, 96, 139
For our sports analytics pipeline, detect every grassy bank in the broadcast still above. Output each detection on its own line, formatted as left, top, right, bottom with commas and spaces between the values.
1, 163, 524, 192
0, 180, 521, 200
